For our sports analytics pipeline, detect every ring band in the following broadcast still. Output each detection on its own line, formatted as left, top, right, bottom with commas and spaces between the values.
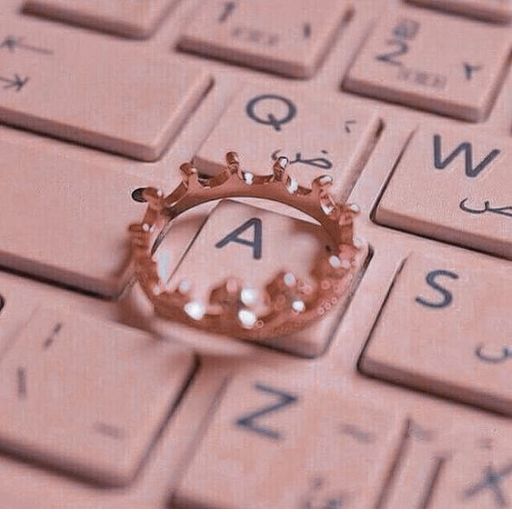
129, 152, 363, 340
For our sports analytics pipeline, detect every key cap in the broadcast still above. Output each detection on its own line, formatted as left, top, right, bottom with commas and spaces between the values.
166, 200, 368, 357
194, 84, 381, 200
0, 305, 195, 486
407, 0, 512, 23
343, 10, 510, 121
360, 252, 512, 416
178, 0, 351, 78
0, 20, 211, 160
0, 139, 165, 297
385, 422, 512, 508
24, 0, 176, 39
430, 440, 512, 507
382, 421, 450, 508
0, 266, 122, 353
375, 126, 511, 260
172, 369, 404, 508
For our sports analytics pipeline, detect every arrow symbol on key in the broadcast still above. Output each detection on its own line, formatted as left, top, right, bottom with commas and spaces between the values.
0, 35, 53, 55
0, 73, 29, 91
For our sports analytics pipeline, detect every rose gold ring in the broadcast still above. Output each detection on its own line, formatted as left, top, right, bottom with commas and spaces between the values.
129, 152, 362, 340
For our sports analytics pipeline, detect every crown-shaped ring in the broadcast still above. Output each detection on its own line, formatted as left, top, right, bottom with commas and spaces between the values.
129, 152, 363, 340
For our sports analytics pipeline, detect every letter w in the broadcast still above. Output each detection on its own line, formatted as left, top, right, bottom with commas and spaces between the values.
433, 134, 500, 178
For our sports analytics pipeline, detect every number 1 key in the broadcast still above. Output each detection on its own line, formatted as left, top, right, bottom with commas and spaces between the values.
179, 0, 351, 78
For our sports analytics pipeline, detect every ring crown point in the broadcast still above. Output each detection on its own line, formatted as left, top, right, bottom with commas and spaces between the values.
225, 151, 240, 166
225, 278, 241, 295
238, 309, 257, 329
340, 259, 351, 270
328, 255, 342, 269
283, 272, 297, 287
177, 278, 192, 295
349, 203, 360, 214
277, 155, 288, 167
321, 203, 336, 216
180, 163, 198, 181
184, 301, 205, 320
241, 287, 258, 306
292, 299, 306, 313
242, 171, 255, 185
286, 177, 299, 194
353, 237, 364, 249
129, 223, 145, 233
154, 284, 171, 296
313, 175, 333, 188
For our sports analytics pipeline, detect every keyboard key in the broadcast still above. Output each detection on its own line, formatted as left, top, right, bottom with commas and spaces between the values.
360, 252, 512, 416
178, 0, 351, 78
172, 369, 404, 508
0, 20, 211, 160
24, 0, 176, 38
195, 84, 381, 200
0, 306, 195, 486
382, 421, 450, 508
166, 200, 368, 357
343, 10, 510, 121
0, 267, 123, 350
0, 140, 161, 297
375, 126, 511, 259
383, 420, 512, 508
407, 0, 512, 23
429, 436, 512, 507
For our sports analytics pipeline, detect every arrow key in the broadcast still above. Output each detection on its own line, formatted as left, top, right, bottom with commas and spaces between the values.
0, 20, 212, 161
0, 74, 29, 92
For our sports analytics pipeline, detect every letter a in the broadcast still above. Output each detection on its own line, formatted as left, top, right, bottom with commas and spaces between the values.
215, 217, 262, 260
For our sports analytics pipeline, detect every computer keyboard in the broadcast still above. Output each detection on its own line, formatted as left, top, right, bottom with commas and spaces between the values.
0, 0, 511, 507
343, 8, 510, 121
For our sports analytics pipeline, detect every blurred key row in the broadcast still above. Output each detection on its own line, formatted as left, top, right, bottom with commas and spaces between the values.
24, 0, 178, 39
0, 279, 196, 486
0, 0, 507, 161
0, 273, 511, 507
173, 377, 512, 508
24, 0, 512, 43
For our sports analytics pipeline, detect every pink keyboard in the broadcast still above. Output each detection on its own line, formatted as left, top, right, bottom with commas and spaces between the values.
0, 0, 512, 507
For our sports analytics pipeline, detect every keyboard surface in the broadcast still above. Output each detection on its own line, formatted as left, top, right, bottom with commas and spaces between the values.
0, 0, 512, 507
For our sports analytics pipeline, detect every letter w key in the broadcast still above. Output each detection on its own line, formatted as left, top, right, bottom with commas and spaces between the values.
235, 382, 298, 440
375, 126, 512, 260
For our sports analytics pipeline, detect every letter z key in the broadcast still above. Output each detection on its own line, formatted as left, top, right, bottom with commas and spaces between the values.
172, 369, 404, 508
